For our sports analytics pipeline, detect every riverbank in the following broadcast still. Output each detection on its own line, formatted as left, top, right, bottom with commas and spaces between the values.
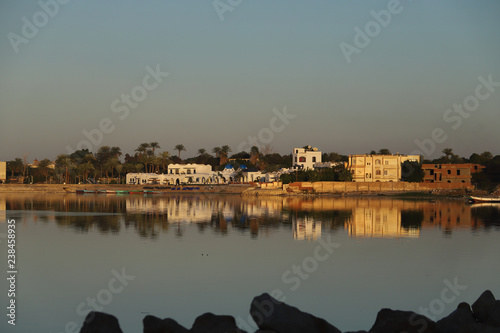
0, 184, 252, 194
0, 183, 485, 198
79, 290, 500, 333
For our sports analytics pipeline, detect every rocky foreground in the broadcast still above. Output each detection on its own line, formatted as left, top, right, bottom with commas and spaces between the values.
80, 291, 500, 333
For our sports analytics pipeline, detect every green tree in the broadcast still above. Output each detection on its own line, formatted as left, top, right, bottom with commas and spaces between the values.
7, 158, 24, 178
55, 154, 74, 184
150, 142, 161, 155
401, 161, 425, 182
37, 159, 53, 183
159, 151, 170, 173
378, 148, 391, 155
175, 144, 186, 159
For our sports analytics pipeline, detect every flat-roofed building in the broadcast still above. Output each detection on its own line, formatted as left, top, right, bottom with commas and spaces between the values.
292, 146, 322, 170
422, 163, 484, 184
348, 154, 420, 182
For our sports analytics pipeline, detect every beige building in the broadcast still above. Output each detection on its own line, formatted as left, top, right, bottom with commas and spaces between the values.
0, 161, 6, 182
348, 154, 420, 182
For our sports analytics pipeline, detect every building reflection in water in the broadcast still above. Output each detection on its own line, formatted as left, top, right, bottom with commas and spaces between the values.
1, 194, 497, 239
0, 196, 5, 221
292, 216, 322, 241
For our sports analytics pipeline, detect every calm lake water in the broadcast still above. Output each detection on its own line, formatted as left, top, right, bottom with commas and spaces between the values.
0, 193, 499, 332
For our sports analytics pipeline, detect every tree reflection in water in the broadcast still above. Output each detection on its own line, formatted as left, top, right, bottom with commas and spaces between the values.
2, 194, 499, 239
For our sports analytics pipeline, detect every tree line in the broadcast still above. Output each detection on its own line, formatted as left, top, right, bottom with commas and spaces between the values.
4, 145, 499, 188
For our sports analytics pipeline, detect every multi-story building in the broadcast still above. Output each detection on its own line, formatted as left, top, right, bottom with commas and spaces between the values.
422, 164, 484, 184
348, 154, 420, 182
292, 146, 322, 170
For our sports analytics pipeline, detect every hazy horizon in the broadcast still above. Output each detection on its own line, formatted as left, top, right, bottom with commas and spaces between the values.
1, 0, 499, 162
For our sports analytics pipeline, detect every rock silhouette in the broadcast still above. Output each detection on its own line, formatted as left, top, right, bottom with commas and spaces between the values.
78, 290, 500, 333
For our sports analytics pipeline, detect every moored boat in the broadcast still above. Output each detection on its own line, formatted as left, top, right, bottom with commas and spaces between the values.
129, 191, 143, 195
115, 190, 129, 195
468, 196, 500, 203
76, 189, 97, 194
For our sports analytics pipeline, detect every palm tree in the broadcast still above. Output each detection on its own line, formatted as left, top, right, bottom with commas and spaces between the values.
135, 143, 151, 172
55, 154, 73, 184
198, 148, 206, 156
212, 146, 221, 158
150, 142, 161, 155
80, 154, 96, 182
175, 144, 186, 159
159, 151, 170, 173
37, 159, 53, 183
8, 158, 24, 178
442, 148, 454, 162
220, 145, 232, 165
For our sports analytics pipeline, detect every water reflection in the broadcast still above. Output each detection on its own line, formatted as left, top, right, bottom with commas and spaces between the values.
2, 194, 499, 239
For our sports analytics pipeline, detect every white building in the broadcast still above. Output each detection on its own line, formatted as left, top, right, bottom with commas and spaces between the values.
292, 146, 322, 170
126, 164, 230, 185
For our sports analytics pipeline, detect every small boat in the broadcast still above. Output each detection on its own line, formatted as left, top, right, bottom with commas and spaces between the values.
129, 191, 143, 195
115, 190, 129, 195
143, 190, 161, 194
468, 196, 500, 203
63, 188, 73, 193
76, 189, 96, 194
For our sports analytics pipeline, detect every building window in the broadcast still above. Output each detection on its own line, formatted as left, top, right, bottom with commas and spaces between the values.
430, 170, 434, 175
376, 170, 381, 175
457, 170, 461, 175
294, 157, 297, 162
366, 173, 371, 178
447, 170, 451, 175
474, 165, 478, 170
296, 150, 298, 153
367, 162, 371, 165
312, 157, 316, 162
384, 170, 388, 176
375, 160, 381, 165
299, 157, 306, 162
385, 161, 389, 165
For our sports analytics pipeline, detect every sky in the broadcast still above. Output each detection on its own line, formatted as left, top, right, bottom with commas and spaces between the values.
1, 0, 499, 162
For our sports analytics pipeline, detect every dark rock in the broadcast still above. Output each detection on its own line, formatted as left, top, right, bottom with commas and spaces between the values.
143, 315, 189, 333
486, 301, 500, 327
250, 293, 341, 333
190, 312, 247, 333
369, 308, 435, 333
472, 290, 496, 323
435, 302, 475, 333
434, 302, 499, 333
79, 311, 123, 333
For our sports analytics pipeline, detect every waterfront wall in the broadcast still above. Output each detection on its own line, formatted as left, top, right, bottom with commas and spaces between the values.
285, 181, 473, 194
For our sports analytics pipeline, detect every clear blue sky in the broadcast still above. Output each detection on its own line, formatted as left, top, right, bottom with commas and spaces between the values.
1, 0, 499, 161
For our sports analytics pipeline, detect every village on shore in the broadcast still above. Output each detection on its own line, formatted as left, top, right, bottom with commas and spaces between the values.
1, 143, 499, 195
